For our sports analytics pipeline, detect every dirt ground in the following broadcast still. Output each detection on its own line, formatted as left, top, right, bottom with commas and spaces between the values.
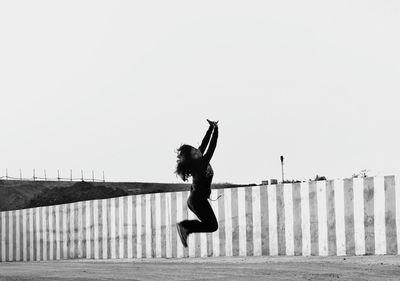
1, 255, 400, 281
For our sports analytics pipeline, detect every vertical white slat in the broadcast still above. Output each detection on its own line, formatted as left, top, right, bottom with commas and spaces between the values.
300, 183, 311, 256
51, 206, 56, 260
238, 187, 247, 256
42, 207, 47, 261
70, 204, 76, 259
155, 193, 162, 258
77, 202, 83, 258
30, 208, 35, 261
22, 209, 27, 261
15, 210, 20, 261
374, 176, 386, 255
145, 194, 152, 258
126, 197, 133, 259
93, 200, 99, 259
268, 186, 278, 256
395, 175, 400, 255
119, 197, 124, 259
165, 193, 172, 258
55, 205, 60, 260
283, 184, 294, 256
334, 179, 346, 256
110, 199, 116, 259
316, 181, 328, 256
36, 208, 41, 261
211, 189, 220, 257
61, 205, 66, 259
101, 200, 108, 259
48, 206, 53, 260
9, 211, 14, 261
136, 195, 142, 258
75, 202, 83, 258
252, 186, 262, 256
176, 192, 183, 258
1, 212, 5, 261
224, 188, 233, 256
62, 204, 68, 259
353, 178, 365, 255
200, 233, 207, 258
85, 201, 91, 259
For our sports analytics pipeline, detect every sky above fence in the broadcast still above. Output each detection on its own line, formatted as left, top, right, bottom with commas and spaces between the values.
0, 1, 399, 184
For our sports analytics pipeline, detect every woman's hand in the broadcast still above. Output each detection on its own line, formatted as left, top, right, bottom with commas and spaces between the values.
207, 119, 219, 128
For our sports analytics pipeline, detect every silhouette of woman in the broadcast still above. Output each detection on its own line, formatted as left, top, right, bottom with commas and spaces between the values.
175, 119, 219, 247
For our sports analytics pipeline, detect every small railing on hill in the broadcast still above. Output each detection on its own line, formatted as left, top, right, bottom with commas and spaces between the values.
0, 169, 106, 182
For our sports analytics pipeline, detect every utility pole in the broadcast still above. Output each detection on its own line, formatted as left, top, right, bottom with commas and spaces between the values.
280, 155, 284, 183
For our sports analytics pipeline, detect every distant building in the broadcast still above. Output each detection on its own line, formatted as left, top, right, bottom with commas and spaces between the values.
270, 179, 278, 185
261, 179, 281, 185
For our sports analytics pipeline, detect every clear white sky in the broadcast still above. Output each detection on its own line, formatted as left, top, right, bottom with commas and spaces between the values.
1, 1, 399, 184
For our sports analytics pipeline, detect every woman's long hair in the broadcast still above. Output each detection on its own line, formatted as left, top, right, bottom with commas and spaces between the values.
175, 144, 196, 181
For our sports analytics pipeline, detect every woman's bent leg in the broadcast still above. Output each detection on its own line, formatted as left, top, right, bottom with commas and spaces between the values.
180, 192, 218, 233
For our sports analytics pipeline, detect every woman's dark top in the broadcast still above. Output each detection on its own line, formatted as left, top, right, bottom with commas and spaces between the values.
190, 125, 218, 198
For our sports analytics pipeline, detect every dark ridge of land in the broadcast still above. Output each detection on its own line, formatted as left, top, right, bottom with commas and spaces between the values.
26, 181, 129, 209
0, 180, 255, 211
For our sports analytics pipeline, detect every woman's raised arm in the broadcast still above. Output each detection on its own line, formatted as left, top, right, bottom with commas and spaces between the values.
203, 125, 218, 163
198, 121, 214, 154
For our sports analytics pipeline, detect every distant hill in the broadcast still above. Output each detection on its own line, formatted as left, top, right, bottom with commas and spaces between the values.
0, 180, 255, 211
27, 181, 129, 208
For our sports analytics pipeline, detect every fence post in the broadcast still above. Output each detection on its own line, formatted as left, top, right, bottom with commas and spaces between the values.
19, 168, 22, 180
57, 169, 60, 181
44, 169, 47, 181
5, 168, 8, 180
33, 168, 36, 181
103, 171, 105, 182
92, 170, 94, 182
70, 169, 72, 181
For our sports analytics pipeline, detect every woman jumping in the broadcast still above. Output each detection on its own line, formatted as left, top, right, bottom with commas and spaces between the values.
175, 119, 219, 247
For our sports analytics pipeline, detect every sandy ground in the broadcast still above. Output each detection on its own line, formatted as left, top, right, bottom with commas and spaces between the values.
1, 255, 400, 281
